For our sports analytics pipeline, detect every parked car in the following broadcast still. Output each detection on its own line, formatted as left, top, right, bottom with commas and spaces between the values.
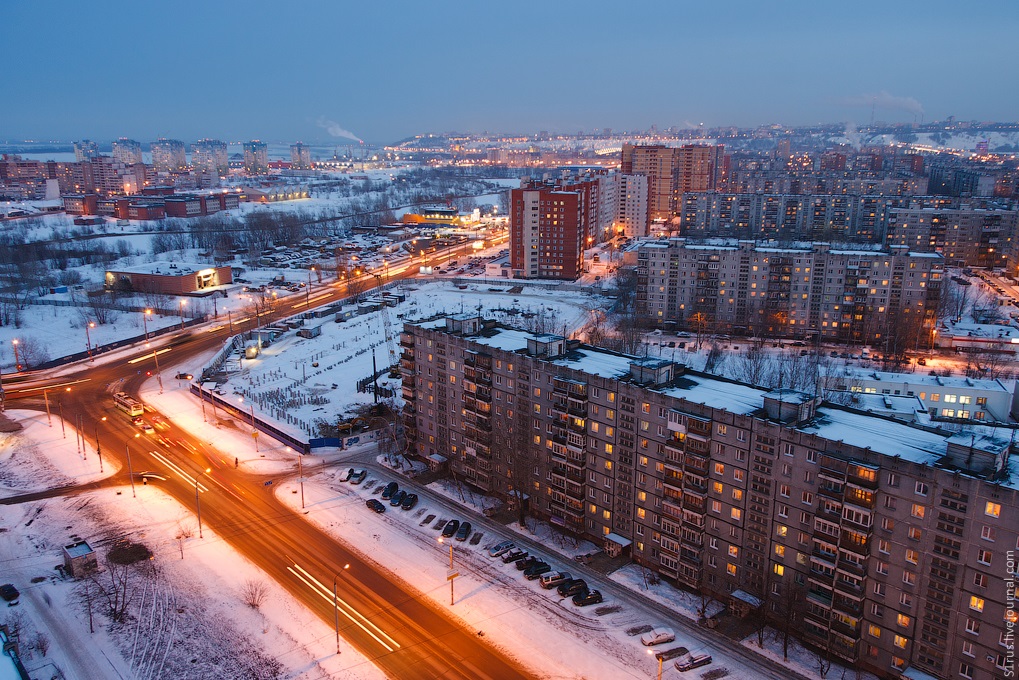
501, 548, 527, 564
675, 653, 712, 672
455, 521, 472, 541
557, 579, 587, 597
640, 627, 677, 646
515, 555, 538, 571
400, 493, 418, 511
0, 584, 19, 606
488, 540, 514, 558
381, 481, 398, 500
441, 519, 460, 538
539, 571, 571, 589
572, 589, 603, 606
523, 562, 552, 580
365, 499, 386, 513
349, 469, 367, 485
340, 468, 354, 482
389, 489, 405, 506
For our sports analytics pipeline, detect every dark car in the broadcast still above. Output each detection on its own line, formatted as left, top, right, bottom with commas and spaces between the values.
501, 548, 527, 564
175, 372, 194, 380
557, 579, 588, 597
365, 499, 386, 513
441, 519, 460, 538
523, 561, 552, 580
455, 521, 472, 542
381, 481, 398, 500
572, 589, 603, 606
570, 591, 599, 607
0, 584, 19, 606
516, 555, 538, 571
401, 493, 418, 510
340, 468, 354, 482
390, 490, 406, 507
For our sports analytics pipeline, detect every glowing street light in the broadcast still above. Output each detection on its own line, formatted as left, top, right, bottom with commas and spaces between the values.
11, 339, 20, 371
333, 563, 351, 654
143, 308, 153, 341
85, 321, 96, 362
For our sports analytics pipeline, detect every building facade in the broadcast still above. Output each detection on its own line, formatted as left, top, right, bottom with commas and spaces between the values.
150, 138, 187, 172
634, 239, 943, 345
191, 139, 229, 175
73, 139, 99, 161
402, 315, 1018, 680
621, 143, 725, 222
885, 207, 1019, 269
290, 142, 312, 169
243, 141, 268, 174
509, 174, 602, 280
111, 138, 143, 165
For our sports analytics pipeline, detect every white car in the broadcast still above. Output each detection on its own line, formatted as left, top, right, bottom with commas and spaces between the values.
488, 540, 515, 557
640, 627, 676, 646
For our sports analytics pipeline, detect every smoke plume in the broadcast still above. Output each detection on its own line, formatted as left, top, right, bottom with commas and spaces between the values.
317, 117, 363, 143
839, 90, 924, 117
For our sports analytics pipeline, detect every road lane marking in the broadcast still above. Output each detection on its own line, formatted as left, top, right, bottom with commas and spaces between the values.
288, 563, 400, 651
148, 450, 208, 492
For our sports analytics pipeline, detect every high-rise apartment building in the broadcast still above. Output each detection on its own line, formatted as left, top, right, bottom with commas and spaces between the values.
401, 314, 1017, 680
885, 207, 1019, 269
634, 239, 943, 345
621, 144, 725, 222
509, 173, 606, 280
243, 140, 268, 174
617, 174, 650, 238
73, 139, 99, 162
190, 139, 229, 175
111, 138, 143, 166
150, 138, 187, 172
290, 142, 312, 169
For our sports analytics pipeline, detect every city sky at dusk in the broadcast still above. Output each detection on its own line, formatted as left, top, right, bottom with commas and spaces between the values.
3, 0, 1016, 144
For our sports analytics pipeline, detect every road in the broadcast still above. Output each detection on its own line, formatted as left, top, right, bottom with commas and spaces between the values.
4, 262, 532, 679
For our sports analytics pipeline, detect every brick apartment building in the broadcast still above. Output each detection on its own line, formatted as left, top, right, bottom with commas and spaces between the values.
401, 314, 1017, 680
621, 143, 725, 221
633, 239, 943, 344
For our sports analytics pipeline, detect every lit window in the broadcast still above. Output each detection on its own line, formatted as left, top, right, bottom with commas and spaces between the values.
731, 508, 742, 521
773, 564, 784, 576
868, 624, 881, 639
775, 545, 785, 557
911, 504, 925, 519
985, 502, 1001, 518
897, 614, 911, 627
970, 596, 984, 612
728, 546, 739, 558
894, 635, 907, 649
727, 563, 737, 576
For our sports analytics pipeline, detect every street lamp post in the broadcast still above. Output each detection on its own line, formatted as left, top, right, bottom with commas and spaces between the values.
85, 321, 96, 362
11, 339, 20, 372
648, 649, 663, 680
95, 416, 106, 473
333, 563, 350, 654
179, 299, 186, 330
127, 435, 139, 498
196, 467, 211, 538
152, 348, 163, 394
439, 537, 455, 605
306, 267, 314, 307
143, 309, 152, 341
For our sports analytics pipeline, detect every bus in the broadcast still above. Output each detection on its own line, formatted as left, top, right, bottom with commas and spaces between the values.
113, 392, 144, 417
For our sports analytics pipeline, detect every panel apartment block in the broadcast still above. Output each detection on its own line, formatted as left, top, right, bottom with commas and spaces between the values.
402, 315, 1017, 680
634, 239, 943, 344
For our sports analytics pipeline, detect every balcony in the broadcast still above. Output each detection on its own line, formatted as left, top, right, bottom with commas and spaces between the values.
663, 499, 683, 521
400, 359, 415, 371
565, 484, 584, 501
399, 334, 415, 348
400, 350, 414, 362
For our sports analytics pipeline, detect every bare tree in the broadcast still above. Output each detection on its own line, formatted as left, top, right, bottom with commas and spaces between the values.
13, 336, 50, 368
703, 341, 727, 374
730, 339, 769, 385
32, 631, 50, 657
241, 579, 270, 609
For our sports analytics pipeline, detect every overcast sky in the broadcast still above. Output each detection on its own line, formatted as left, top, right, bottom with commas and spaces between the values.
3, 0, 1016, 145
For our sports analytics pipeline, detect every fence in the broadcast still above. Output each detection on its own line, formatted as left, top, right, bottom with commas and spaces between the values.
190, 383, 312, 454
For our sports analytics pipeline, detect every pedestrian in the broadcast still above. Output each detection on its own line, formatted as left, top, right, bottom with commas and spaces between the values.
235, 457, 239, 468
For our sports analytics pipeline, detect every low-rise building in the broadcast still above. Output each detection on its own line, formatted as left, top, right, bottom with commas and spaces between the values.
105, 262, 232, 295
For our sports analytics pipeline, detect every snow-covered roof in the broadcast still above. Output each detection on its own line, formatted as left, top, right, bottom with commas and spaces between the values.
841, 367, 1011, 393
109, 261, 221, 276
798, 406, 947, 466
